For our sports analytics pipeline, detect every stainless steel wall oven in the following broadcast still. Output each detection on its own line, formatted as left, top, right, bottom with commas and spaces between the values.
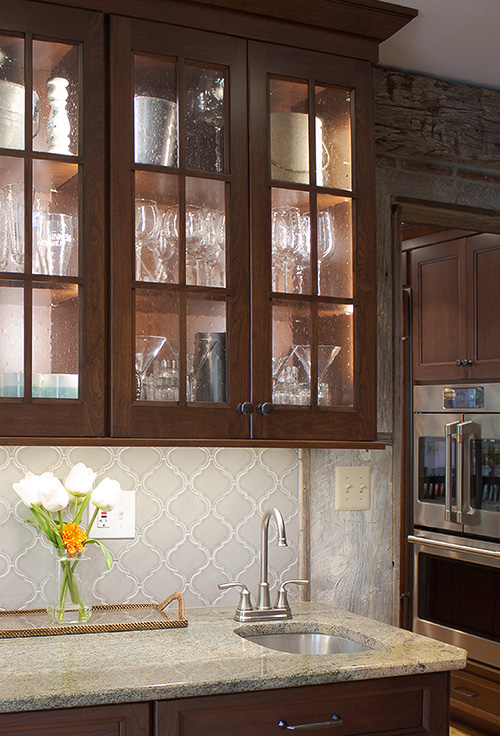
410, 384, 500, 669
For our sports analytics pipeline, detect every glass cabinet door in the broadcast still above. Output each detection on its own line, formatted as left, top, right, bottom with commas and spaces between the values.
249, 42, 377, 441
110, 17, 249, 439
0, 1, 104, 436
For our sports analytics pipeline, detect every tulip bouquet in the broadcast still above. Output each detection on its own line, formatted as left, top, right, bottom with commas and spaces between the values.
13, 463, 122, 623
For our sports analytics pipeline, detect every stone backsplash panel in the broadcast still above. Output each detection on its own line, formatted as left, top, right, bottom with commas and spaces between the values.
0, 446, 302, 610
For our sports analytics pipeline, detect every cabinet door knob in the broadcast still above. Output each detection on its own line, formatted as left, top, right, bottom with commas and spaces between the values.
467, 359, 473, 366
256, 402, 273, 416
456, 359, 462, 366
236, 402, 254, 415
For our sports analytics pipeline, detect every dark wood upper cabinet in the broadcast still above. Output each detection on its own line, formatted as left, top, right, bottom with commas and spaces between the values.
407, 232, 500, 383
0, 0, 105, 437
0, 0, 416, 443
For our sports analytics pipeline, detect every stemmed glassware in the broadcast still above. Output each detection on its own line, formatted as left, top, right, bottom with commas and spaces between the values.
135, 198, 161, 281
272, 344, 341, 406
134, 198, 226, 286
135, 335, 166, 400
295, 344, 341, 405
271, 204, 336, 294
271, 206, 302, 292
158, 204, 179, 282
185, 204, 225, 287
317, 206, 335, 287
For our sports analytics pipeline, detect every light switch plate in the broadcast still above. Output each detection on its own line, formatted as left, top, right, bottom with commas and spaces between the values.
88, 491, 136, 539
335, 466, 371, 510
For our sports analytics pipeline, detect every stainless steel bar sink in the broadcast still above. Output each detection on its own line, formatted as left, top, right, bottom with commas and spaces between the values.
238, 631, 372, 655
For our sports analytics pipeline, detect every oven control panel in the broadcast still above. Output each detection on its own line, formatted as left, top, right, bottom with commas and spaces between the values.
443, 386, 485, 410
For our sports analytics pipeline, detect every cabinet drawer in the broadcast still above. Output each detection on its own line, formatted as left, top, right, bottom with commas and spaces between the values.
158, 674, 449, 736
0, 703, 151, 736
451, 669, 500, 720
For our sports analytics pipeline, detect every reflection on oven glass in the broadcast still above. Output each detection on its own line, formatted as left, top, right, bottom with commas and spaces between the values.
473, 439, 500, 512
418, 437, 455, 504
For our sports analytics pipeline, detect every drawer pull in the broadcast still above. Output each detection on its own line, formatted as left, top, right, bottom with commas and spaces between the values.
278, 715, 342, 731
452, 686, 478, 698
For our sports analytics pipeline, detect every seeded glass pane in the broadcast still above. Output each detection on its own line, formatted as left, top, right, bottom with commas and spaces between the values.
271, 188, 310, 295
185, 64, 226, 174
0, 156, 24, 272
270, 78, 309, 185
135, 171, 179, 283
32, 160, 78, 277
318, 304, 354, 407
317, 194, 353, 298
315, 85, 352, 191
187, 296, 226, 403
33, 283, 79, 398
33, 41, 79, 156
186, 177, 226, 288
135, 290, 180, 402
134, 55, 177, 167
0, 281, 24, 397
0, 36, 25, 151
272, 301, 311, 406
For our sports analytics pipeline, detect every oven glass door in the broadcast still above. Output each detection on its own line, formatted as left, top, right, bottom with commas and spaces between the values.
414, 412, 462, 532
467, 414, 500, 538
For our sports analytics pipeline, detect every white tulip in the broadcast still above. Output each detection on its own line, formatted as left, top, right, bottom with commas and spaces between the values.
13, 472, 43, 507
91, 477, 122, 511
64, 462, 97, 497
38, 473, 70, 512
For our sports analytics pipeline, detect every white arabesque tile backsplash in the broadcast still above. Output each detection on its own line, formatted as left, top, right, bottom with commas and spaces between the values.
0, 446, 303, 611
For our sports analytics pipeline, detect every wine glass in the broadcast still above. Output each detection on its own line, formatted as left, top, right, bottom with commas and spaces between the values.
135, 198, 161, 281
271, 206, 302, 292
157, 204, 179, 283
135, 335, 166, 400
317, 206, 336, 288
186, 205, 224, 286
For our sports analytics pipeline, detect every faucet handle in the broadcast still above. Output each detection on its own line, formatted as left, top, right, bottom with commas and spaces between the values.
275, 579, 309, 611
218, 582, 254, 613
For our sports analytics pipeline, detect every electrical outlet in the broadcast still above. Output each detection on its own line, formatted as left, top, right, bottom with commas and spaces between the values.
335, 466, 371, 510
89, 491, 136, 539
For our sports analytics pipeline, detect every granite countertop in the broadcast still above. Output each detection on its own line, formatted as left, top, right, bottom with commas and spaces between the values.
0, 601, 467, 713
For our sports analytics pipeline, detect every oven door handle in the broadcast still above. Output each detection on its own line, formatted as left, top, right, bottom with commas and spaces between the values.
445, 421, 460, 522
457, 421, 479, 523
408, 535, 500, 560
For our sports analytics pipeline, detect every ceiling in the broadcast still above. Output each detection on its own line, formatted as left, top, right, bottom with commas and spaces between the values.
378, 0, 500, 92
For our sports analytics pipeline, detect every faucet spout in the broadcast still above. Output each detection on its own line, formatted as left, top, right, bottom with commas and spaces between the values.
256, 507, 287, 610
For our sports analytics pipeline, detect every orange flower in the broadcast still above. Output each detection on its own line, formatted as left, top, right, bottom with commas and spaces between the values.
60, 522, 87, 555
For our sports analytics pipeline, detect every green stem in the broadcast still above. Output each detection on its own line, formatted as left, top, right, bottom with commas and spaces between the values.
53, 555, 89, 623
87, 506, 99, 536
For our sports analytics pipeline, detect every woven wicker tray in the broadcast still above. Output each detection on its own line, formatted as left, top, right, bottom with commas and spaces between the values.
0, 591, 187, 638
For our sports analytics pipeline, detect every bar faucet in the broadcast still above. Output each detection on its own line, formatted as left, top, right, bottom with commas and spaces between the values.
218, 507, 308, 622
256, 507, 288, 610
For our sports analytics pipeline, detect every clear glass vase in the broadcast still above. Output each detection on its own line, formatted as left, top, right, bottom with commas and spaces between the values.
46, 549, 93, 624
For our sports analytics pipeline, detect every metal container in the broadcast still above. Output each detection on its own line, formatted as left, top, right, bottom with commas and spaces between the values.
134, 96, 177, 166
0, 81, 39, 149
270, 112, 326, 185
193, 332, 226, 403
0, 80, 25, 149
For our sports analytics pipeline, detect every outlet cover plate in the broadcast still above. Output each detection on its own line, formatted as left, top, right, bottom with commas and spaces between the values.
335, 466, 371, 510
89, 491, 136, 539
